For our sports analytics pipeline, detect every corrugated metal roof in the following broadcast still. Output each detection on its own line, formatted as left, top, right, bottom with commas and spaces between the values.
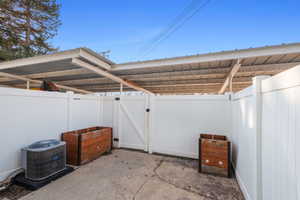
1, 43, 300, 94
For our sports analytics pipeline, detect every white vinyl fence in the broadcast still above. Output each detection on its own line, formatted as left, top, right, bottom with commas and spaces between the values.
232, 86, 256, 200
0, 87, 232, 182
0, 88, 101, 181
261, 66, 300, 200
232, 64, 300, 200
231, 75, 270, 200
101, 95, 232, 158
150, 95, 231, 158
1, 63, 300, 200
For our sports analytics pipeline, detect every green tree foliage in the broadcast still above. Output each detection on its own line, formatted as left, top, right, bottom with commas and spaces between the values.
0, 0, 61, 60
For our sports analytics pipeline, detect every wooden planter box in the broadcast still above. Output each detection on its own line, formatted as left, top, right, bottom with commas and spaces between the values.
198, 134, 231, 177
62, 127, 112, 166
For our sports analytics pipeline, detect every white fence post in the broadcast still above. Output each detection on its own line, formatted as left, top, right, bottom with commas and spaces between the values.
226, 92, 234, 142
99, 96, 104, 125
93, 93, 102, 125
148, 95, 155, 154
252, 75, 270, 200
144, 95, 153, 153
113, 96, 121, 148
66, 91, 74, 131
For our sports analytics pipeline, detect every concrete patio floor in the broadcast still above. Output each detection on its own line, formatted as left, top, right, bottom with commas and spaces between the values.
18, 149, 244, 200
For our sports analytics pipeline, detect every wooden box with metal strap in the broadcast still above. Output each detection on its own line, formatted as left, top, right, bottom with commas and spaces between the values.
62, 127, 112, 166
198, 134, 231, 177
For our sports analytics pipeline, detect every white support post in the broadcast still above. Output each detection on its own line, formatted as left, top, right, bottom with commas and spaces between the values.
229, 76, 233, 92
26, 81, 30, 90
120, 83, 123, 94
252, 75, 270, 200
219, 59, 241, 94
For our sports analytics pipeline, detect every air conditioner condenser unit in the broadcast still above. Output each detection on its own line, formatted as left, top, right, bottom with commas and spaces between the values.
21, 139, 66, 181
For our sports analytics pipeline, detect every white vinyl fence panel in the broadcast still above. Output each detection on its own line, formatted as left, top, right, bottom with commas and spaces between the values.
102, 96, 114, 127
150, 95, 231, 159
231, 64, 300, 200
0, 88, 69, 181
232, 87, 256, 200
0, 88, 101, 181
69, 94, 100, 130
261, 65, 300, 200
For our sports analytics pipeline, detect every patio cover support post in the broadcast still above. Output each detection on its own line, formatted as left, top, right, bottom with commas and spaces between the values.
26, 81, 30, 90
72, 58, 154, 95
120, 83, 123, 95
218, 59, 241, 94
229, 77, 233, 92
0, 71, 92, 94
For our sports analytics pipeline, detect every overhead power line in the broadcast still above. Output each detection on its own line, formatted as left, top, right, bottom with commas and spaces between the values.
139, 0, 211, 58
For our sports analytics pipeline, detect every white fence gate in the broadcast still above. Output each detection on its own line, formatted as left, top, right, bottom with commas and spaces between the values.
117, 96, 148, 151
102, 95, 232, 158
102, 96, 149, 151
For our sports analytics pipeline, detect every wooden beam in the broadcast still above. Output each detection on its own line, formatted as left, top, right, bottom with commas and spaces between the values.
218, 60, 242, 94
0, 71, 92, 94
84, 82, 250, 90
69, 77, 251, 89
72, 58, 153, 94
87, 84, 250, 94
86, 82, 250, 90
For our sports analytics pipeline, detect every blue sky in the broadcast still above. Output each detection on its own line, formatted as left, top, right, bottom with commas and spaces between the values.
53, 0, 300, 63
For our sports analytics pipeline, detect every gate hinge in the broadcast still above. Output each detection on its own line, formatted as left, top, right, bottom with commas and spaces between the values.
115, 97, 120, 101
113, 138, 119, 142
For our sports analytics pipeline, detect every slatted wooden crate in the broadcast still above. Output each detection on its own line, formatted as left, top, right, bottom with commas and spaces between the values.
198, 134, 231, 177
62, 127, 112, 166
